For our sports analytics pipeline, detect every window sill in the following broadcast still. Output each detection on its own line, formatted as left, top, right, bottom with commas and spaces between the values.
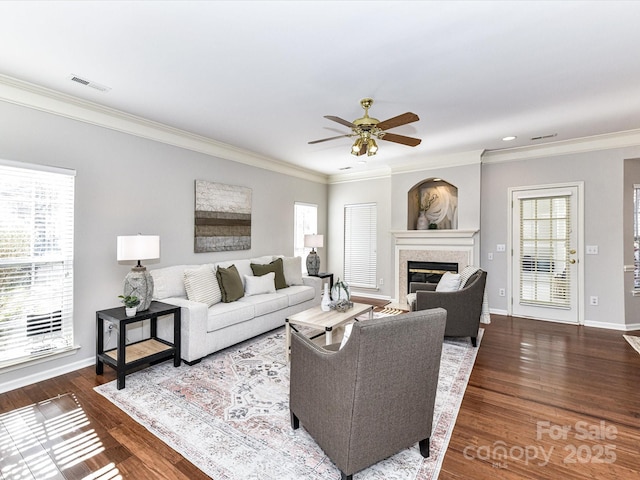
0, 345, 81, 372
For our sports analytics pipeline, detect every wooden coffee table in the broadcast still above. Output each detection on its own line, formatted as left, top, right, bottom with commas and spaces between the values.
285, 302, 373, 361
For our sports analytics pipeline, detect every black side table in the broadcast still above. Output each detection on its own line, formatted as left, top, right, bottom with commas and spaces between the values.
311, 272, 334, 290
96, 301, 181, 389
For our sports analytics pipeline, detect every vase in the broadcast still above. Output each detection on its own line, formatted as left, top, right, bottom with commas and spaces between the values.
417, 211, 428, 230
331, 279, 350, 302
321, 283, 331, 312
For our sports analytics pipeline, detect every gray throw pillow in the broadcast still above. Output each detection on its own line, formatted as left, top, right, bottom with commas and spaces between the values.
216, 264, 245, 302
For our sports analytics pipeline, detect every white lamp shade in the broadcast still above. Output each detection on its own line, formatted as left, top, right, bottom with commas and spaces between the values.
304, 234, 324, 249
117, 235, 160, 262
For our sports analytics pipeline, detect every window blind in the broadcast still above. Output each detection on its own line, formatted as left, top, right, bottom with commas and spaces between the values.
518, 194, 571, 308
344, 203, 377, 289
0, 161, 75, 368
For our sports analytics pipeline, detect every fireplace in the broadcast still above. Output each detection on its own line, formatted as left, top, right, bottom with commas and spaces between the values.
407, 261, 458, 292
391, 229, 479, 305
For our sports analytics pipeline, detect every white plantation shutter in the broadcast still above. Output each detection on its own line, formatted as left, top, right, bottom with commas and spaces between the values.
0, 160, 75, 368
344, 203, 377, 288
518, 193, 571, 307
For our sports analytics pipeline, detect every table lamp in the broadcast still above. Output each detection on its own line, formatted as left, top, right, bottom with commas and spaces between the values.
117, 234, 160, 311
304, 234, 323, 276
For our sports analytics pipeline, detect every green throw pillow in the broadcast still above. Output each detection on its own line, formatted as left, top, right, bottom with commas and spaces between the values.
251, 257, 287, 290
216, 264, 245, 302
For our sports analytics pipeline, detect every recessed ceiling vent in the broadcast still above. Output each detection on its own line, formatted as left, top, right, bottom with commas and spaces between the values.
531, 133, 557, 141
68, 74, 111, 92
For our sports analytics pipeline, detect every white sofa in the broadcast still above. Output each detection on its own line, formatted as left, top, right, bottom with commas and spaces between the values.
150, 255, 322, 364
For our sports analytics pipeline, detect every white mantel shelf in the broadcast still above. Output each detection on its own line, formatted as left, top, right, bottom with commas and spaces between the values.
391, 229, 479, 245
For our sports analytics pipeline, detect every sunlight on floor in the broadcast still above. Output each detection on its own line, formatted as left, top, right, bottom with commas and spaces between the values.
0, 393, 122, 480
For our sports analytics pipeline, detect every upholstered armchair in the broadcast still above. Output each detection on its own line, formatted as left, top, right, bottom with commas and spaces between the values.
289, 308, 447, 480
409, 269, 487, 347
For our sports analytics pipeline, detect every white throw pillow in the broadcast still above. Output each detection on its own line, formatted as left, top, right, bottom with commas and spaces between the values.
151, 265, 192, 299
339, 323, 354, 350
282, 256, 304, 286
183, 265, 222, 306
436, 272, 462, 292
244, 272, 276, 296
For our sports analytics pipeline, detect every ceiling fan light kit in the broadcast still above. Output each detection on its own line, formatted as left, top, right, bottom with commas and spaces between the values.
309, 98, 421, 157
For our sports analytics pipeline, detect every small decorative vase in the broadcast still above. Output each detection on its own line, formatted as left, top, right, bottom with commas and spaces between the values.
125, 307, 137, 317
416, 211, 428, 230
331, 278, 350, 302
321, 283, 331, 312
429, 222, 438, 230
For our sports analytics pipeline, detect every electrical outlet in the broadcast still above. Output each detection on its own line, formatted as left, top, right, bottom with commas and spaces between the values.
496, 244, 506, 252
488, 252, 494, 260
499, 288, 506, 297
590, 296, 599, 306
379, 278, 384, 285
586, 245, 599, 255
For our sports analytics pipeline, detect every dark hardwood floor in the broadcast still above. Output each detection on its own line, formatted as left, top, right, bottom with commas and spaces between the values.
1, 313, 639, 479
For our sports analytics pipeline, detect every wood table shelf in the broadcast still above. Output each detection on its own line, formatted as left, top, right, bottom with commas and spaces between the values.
96, 301, 181, 389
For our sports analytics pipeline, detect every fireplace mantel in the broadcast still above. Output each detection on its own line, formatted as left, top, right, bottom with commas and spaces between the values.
391, 229, 479, 244
391, 229, 480, 305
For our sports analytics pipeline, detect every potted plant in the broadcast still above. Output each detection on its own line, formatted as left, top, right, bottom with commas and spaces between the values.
119, 294, 140, 317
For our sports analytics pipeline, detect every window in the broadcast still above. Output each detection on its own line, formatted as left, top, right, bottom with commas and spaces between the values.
0, 160, 75, 368
294, 202, 318, 263
518, 194, 571, 307
344, 203, 377, 289
634, 185, 640, 289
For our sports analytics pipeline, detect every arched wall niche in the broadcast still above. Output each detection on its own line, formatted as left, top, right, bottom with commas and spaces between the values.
407, 178, 459, 230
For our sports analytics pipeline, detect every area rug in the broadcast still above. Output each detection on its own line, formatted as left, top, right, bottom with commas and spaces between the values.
623, 335, 640, 355
95, 326, 482, 479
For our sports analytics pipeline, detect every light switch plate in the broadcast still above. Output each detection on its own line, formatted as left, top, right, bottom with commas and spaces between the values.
586, 245, 598, 255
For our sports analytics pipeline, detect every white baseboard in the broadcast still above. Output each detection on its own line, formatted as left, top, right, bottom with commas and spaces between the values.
0, 356, 95, 394
584, 320, 640, 331
489, 308, 509, 316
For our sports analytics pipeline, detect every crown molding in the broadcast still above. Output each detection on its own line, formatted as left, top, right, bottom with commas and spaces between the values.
0, 74, 328, 184
391, 150, 484, 174
482, 129, 640, 164
327, 166, 392, 184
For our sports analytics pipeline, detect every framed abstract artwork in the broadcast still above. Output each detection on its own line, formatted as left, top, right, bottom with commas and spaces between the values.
194, 180, 252, 252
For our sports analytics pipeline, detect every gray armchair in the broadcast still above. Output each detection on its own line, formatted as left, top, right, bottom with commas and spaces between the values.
409, 269, 487, 347
289, 308, 447, 480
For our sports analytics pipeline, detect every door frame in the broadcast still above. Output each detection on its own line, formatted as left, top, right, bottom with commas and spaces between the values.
507, 182, 585, 325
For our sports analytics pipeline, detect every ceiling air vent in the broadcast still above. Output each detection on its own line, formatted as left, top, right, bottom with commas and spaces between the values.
68, 74, 111, 92
530, 133, 557, 141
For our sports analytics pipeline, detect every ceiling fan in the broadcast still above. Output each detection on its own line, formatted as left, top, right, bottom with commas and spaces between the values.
308, 98, 421, 156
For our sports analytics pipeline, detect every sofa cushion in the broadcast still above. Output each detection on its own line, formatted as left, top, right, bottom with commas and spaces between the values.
238, 292, 289, 316
216, 259, 253, 287
282, 256, 304, 286
216, 264, 245, 302
183, 265, 222, 306
251, 257, 287, 290
244, 272, 276, 296
280, 285, 316, 306
250, 255, 275, 265
151, 264, 193, 300
207, 301, 255, 332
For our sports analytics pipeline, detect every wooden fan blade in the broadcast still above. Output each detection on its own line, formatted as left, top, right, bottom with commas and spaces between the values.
308, 134, 352, 144
324, 115, 355, 128
380, 132, 422, 147
376, 112, 419, 131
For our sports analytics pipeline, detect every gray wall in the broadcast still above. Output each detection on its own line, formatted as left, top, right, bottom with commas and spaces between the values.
328, 176, 392, 298
481, 147, 640, 329
0, 100, 327, 390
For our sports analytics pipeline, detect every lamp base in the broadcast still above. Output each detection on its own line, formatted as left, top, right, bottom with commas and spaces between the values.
306, 250, 320, 276
123, 266, 154, 311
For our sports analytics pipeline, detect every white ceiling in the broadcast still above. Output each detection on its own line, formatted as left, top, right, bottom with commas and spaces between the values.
2, 1, 640, 177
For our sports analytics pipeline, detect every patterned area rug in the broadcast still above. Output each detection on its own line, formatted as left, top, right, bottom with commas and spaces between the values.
95, 324, 482, 479
623, 335, 640, 355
